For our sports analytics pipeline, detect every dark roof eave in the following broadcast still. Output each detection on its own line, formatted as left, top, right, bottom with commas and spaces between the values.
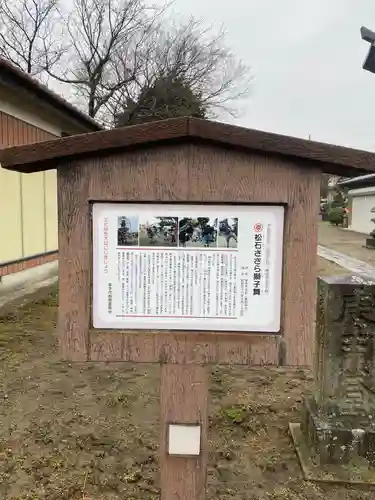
338, 173, 375, 184
338, 173, 375, 189
1, 117, 375, 175
0, 57, 102, 132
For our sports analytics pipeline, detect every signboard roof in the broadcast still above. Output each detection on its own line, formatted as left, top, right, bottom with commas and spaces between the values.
0, 117, 374, 176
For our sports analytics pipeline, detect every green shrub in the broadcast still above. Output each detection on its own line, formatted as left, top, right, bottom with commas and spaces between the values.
328, 207, 345, 225
331, 190, 346, 208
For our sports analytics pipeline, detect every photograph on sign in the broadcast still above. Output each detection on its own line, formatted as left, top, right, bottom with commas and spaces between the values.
218, 218, 238, 248
179, 217, 218, 248
117, 216, 139, 247
139, 216, 178, 247
92, 204, 284, 333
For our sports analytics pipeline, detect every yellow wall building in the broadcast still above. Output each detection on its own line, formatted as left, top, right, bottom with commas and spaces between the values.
0, 58, 101, 277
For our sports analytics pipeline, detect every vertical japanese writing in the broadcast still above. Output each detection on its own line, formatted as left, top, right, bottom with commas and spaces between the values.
107, 282, 112, 313
103, 217, 109, 275
338, 290, 375, 416
253, 227, 263, 296
115, 250, 240, 319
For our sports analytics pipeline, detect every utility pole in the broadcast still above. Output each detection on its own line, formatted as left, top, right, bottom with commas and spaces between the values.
361, 26, 375, 73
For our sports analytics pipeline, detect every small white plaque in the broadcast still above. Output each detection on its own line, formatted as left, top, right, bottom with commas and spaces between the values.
168, 424, 201, 456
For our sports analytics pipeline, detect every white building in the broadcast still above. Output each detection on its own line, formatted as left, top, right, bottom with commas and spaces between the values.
338, 174, 375, 234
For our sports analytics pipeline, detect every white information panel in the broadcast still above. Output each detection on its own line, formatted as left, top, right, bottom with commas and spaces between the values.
92, 203, 284, 332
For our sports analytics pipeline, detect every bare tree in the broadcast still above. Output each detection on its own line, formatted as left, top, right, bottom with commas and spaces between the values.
0, 0, 251, 126
110, 17, 252, 125
0, 0, 62, 75
44, 0, 168, 121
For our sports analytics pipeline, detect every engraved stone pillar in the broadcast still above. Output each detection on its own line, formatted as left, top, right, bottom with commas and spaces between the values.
304, 275, 375, 465
365, 207, 375, 249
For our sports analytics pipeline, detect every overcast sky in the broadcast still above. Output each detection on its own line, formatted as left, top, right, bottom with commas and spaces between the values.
154, 0, 375, 151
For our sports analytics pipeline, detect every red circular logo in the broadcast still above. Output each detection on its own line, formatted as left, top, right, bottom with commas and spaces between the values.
254, 223, 263, 233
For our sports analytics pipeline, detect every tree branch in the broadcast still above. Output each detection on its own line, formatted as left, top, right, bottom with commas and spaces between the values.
0, 0, 62, 75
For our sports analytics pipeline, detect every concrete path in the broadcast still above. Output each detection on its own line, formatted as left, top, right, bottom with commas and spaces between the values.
318, 222, 375, 266
317, 222, 375, 277
0, 261, 58, 311
318, 245, 375, 278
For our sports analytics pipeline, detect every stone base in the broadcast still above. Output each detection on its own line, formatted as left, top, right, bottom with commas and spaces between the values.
365, 238, 375, 249
289, 423, 375, 485
303, 397, 375, 465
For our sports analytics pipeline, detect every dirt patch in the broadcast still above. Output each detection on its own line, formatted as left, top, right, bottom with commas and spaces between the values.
207, 367, 374, 499
1, 259, 372, 500
317, 256, 348, 276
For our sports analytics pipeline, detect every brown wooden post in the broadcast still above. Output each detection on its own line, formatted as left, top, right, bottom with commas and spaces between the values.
160, 364, 208, 500
1, 117, 374, 499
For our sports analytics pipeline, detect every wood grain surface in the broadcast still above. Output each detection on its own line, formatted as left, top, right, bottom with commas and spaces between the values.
160, 364, 207, 500
57, 143, 320, 366
1, 116, 373, 176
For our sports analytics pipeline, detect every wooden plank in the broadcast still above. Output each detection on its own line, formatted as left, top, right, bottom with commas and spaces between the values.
87, 146, 190, 201
89, 331, 280, 365
1, 116, 375, 176
58, 162, 90, 361
0, 110, 55, 148
160, 364, 208, 500
281, 167, 320, 365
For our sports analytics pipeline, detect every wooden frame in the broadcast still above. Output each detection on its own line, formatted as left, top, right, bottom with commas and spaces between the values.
54, 142, 319, 367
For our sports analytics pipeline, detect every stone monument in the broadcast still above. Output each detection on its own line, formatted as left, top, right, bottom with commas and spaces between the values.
291, 274, 375, 483
365, 207, 375, 249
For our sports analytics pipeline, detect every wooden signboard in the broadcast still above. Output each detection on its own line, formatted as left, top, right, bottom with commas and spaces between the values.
0, 117, 374, 500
